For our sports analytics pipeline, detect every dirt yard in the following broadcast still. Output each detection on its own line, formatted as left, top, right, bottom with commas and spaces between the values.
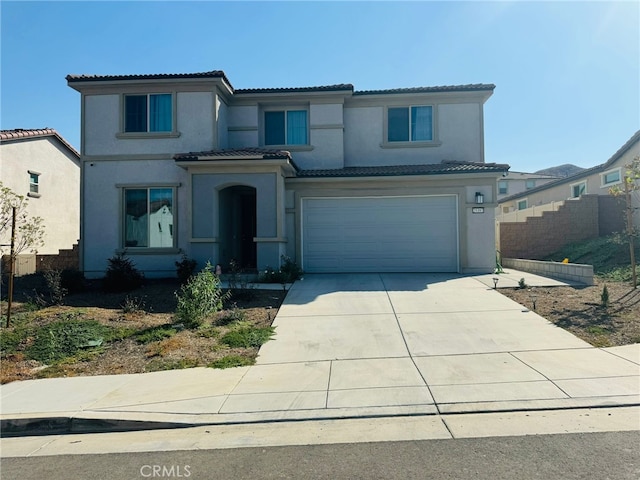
498, 279, 640, 347
0, 279, 286, 383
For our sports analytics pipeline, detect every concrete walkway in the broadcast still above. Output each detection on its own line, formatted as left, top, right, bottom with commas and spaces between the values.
1, 271, 639, 439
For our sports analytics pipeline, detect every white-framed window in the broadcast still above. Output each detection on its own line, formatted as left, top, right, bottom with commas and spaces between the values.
387, 105, 433, 142
601, 168, 621, 187
28, 171, 40, 195
571, 181, 587, 198
123, 187, 175, 248
517, 199, 528, 210
124, 93, 173, 133
264, 109, 308, 146
525, 179, 536, 190
498, 180, 508, 195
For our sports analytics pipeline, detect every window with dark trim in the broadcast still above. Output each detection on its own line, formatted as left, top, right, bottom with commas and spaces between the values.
264, 110, 308, 145
124, 94, 172, 133
388, 106, 433, 142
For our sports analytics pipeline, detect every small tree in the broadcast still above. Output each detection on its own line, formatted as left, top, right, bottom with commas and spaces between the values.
0, 181, 46, 256
609, 155, 640, 288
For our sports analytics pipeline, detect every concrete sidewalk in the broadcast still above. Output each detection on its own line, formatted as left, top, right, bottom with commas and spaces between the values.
1, 270, 639, 438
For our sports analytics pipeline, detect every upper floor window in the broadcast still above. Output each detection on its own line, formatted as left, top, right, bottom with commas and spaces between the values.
124, 94, 172, 133
525, 179, 536, 190
498, 180, 508, 195
29, 171, 40, 194
571, 181, 586, 198
388, 106, 433, 142
601, 168, 621, 187
265, 110, 308, 145
124, 187, 174, 248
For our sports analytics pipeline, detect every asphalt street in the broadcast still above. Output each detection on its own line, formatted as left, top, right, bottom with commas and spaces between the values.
2, 431, 639, 480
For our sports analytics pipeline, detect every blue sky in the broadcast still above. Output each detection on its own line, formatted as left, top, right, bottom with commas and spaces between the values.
1, 1, 638, 173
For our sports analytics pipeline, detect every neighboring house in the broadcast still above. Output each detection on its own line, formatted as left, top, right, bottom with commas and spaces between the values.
66, 70, 508, 278
498, 130, 640, 216
496, 171, 560, 209
0, 128, 81, 256
496, 130, 640, 260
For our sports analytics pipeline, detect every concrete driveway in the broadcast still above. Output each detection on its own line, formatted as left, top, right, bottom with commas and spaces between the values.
236, 273, 640, 414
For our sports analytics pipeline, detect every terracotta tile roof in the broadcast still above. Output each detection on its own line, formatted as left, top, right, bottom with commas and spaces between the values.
174, 147, 293, 162
0, 128, 79, 158
354, 84, 496, 95
236, 84, 354, 94
297, 161, 510, 178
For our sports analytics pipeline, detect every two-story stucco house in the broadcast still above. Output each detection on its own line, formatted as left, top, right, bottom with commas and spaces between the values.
0, 128, 80, 257
66, 70, 508, 278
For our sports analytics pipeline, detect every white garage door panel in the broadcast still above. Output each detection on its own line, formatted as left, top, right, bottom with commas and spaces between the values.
303, 196, 458, 273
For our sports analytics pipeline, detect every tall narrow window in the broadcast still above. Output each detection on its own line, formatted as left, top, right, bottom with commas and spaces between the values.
124, 94, 172, 133
388, 106, 433, 142
29, 172, 39, 194
124, 188, 174, 248
572, 182, 586, 198
264, 110, 307, 145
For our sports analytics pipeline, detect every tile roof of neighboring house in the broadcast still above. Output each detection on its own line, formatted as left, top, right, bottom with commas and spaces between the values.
174, 148, 293, 162
296, 161, 510, 178
0, 128, 80, 158
499, 129, 640, 203
353, 84, 496, 95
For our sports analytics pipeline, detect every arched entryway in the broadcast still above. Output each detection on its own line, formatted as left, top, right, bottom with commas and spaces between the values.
218, 185, 257, 270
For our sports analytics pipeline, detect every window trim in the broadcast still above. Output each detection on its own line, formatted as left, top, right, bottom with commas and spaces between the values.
570, 180, 587, 198
600, 168, 622, 188
262, 106, 310, 147
119, 184, 178, 252
28, 170, 41, 198
381, 104, 441, 148
118, 92, 179, 138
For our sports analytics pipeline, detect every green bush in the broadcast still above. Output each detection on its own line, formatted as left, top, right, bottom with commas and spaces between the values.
209, 355, 254, 369
600, 284, 610, 308
44, 270, 67, 305
27, 319, 107, 364
174, 262, 230, 328
175, 255, 197, 284
221, 326, 275, 348
518, 278, 527, 289
134, 324, 177, 344
259, 256, 303, 284
103, 253, 144, 292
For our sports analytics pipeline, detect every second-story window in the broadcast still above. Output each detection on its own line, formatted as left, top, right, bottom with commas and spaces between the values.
388, 106, 433, 142
265, 110, 308, 145
29, 171, 40, 195
525, 179, 536, 190
124, 94, 172, 133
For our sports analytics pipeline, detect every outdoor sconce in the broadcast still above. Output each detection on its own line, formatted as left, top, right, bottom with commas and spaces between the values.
492, 277, 499, 289
475, 192, 485, 204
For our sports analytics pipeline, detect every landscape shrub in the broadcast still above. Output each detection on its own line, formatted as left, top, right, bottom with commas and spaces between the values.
209, 355, 253, 369
43, 270, 67, 305
259, 255, 303, 284
27, 318, 107, 364
103, 253, 144, 292
175, 255, 197, 284
220, 326, 275, 348
134, 324, 177, 344
600, 285, 610, 308
174, 262, 230, 328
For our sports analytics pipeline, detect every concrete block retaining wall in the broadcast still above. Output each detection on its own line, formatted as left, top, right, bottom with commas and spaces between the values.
502, 258, 594, 286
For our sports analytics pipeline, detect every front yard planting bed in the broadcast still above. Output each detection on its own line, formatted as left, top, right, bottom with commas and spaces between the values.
0, 278, 285, 384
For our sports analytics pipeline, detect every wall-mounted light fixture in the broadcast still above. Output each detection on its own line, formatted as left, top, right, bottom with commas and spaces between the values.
475, 192, 485, 204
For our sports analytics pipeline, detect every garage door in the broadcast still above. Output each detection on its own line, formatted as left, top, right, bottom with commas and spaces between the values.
302, 195, 458, 273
